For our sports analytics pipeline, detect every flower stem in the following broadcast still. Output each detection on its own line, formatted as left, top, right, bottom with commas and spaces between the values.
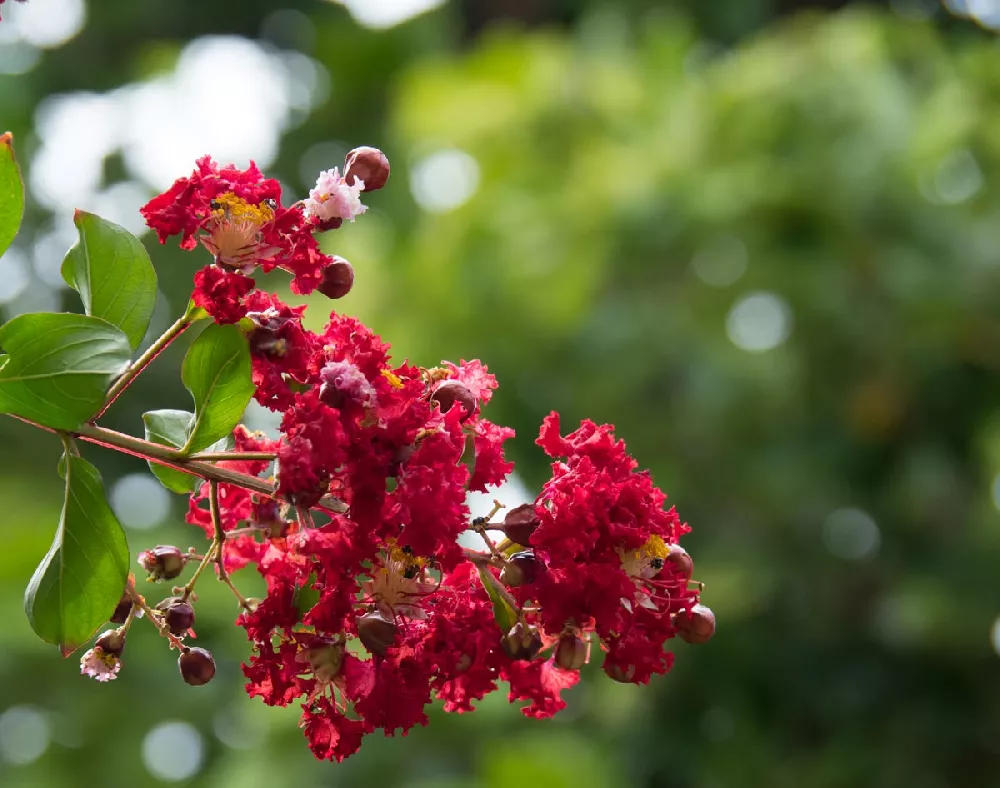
209, 480, 251, 610
180, 542, 218, 603
125, 575, 187, 651
187, 451, 277, 462
98, 314, 194, 416
7, 417, 349, 514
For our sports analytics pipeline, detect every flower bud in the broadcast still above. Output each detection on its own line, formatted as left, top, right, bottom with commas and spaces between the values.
665, 544, 694, 579
358, 610, 397, 657
500, 551, 541, 588
430, 380, 476, 420
156, 597, 195, 636
454, 652, 474, 674
95, 629, 126, 658
501, 622, 542, 661
179, 647, 216, 686
603, 661, 636, 684
344, 146, 390, 192
305, 640, 344, 683
502, 503, 540, 546
555, 634, 587, 671
676, 604, 715, 645
317, 256, 355, 299
138, 545, 185, 581
109, 593, 132, 624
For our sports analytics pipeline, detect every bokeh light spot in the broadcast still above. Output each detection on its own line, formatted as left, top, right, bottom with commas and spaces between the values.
110, 473, 171, 530
822, 508, 880, 561
329, 0, 446, 29
213, 705, 265, 750
410, 149, 480, 213
142, 721, 204, 781
691, 234, 748, 287
4, 0, 86, 48
0, 706, 51, 765
0, 248, 31, 304
933, 150, 982, 205
726, 291, 792, 352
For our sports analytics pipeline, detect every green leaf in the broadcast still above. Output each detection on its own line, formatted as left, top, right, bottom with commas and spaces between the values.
24, 453, 130, 654
0, 132, 24, 259
294, 574, 321, 621
478, 566, 517, 633
180, 323, 254, 454
61, 211, 158, 352
0, 313, 131, 430
142, 409, 231, 493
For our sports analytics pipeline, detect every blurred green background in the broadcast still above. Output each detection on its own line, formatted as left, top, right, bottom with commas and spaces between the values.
3, 0, 1000, 786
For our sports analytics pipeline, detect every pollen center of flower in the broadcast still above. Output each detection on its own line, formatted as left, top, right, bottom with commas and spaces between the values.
619, 535, 669, 578
381, 369, 404, 389
211, 192, 275, 226
363, 543, 434, 618
202, 192, 276, 271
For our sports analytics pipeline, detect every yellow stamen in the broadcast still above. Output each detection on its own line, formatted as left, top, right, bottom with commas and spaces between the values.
211, 192, 275, 225
641, 535, 668, 560
381, 369, 404, 389
202, 192, 276, 270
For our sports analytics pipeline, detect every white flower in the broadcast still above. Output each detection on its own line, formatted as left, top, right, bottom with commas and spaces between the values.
304, 168, 367, 223
80, 647, 121, 682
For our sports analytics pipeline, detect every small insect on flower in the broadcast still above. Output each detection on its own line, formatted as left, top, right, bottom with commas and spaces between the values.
200, 192, 278, 274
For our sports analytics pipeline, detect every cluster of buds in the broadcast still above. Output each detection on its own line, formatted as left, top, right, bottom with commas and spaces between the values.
83, 573, 219, 687
76, 147, 714, 763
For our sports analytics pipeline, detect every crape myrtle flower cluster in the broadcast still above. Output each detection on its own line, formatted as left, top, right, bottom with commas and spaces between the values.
89, 147, 714, 762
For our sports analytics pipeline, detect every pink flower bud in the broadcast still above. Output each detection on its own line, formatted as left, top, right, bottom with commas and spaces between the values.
138, 545, 186, 581
430, 380, 476, 420
109, 593, 132, 624
665, 544, 694, 579
603, 661, 636, 683
500, 551, 541, 588
501, 622, 542, 661
345, 146, 390, 192
179, 647, 216, 686
317, 257, 355, 299
555, 634, 587, 671
358, 610, 397, 657
95, 629, 126, 658
156, 597, 195, 636
502, 503, 540, 546
305, 640, 344, 683
676, 604, 715, 644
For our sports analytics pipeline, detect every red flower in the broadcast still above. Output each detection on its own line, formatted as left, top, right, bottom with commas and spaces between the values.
244, 291, 315, 411
385, 411, 469, 566
301, 695, 368, 762
141, 156, 281, 255
192, 266, 255, 324
152, 151, 713, 763
503, 658, 579, 719
468, 418, 515, 492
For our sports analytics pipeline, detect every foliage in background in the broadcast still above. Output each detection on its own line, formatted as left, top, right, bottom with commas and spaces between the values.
2, 2, 1000, 787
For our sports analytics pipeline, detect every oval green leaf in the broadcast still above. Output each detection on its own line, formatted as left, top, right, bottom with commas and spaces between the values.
143, 408, 231, 493
61, 211, 158, 351
0, 132, 24, 259
0, 313, 131, 430
180, 323, 253, 454
24, 454, 130, 654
